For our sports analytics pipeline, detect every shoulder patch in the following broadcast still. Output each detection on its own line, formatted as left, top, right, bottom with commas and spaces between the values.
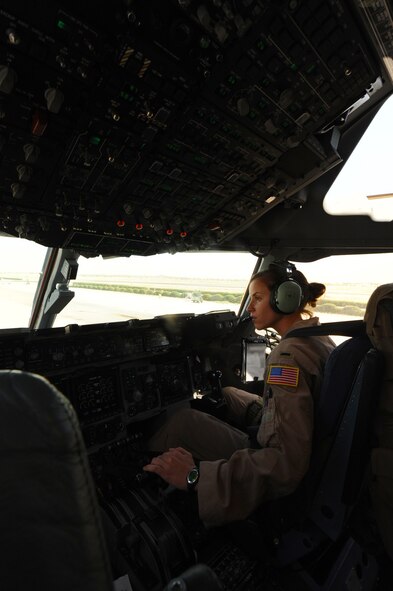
267, 365, 299, 388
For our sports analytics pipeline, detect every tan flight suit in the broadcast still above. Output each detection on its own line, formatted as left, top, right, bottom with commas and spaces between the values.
148, 317, 335, 526
364, 284, 393, 561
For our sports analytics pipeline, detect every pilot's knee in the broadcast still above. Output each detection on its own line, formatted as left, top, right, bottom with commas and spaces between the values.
147, 408, 203, 451
221, 386, 238, 398
222, 386, 259, 424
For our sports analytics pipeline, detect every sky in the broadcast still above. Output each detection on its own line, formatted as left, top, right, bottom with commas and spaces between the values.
0, 238, 257, 280
77, 250, 258, 280
2, 235, 393, 285
324, 94, 393, 221
1, 94, 393, 284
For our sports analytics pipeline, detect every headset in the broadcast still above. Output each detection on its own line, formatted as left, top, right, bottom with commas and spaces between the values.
269, 261, 304, 315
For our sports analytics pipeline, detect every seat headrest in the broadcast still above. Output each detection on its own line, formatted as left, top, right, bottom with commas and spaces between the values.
364, 283, 393, 379
364, 283, 393, 329
0, 369, 80, 452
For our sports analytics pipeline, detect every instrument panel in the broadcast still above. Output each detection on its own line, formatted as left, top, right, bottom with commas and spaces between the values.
0, 310, 237, 450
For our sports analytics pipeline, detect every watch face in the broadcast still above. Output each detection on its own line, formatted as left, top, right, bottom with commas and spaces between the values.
187, 466, 199, 489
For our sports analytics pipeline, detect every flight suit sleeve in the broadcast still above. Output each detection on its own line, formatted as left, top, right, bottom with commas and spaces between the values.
197, 340, 316, 526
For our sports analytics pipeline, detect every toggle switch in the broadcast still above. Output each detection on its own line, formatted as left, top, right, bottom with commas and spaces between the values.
44, 87, 64, 113
23, 143, 40, 163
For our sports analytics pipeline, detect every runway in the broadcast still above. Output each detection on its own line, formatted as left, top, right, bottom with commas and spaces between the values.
0, 282, 239, 329
0, 281, 360, 346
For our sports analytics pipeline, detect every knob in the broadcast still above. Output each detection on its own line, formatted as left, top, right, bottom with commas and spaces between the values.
279, 89, 294, 109
44, 87, 64, 113
6, 28, 21, 46
31, 109, 48, 136
286, 134, 301, 148
123, 202, 134, 215
77, 66, 88, 79
264, 118, 278, 134
28, 349, 39, 361
11, 182, 26, 199
23, 143, 40, 163
214, 23, 228, 43
133, 389, 143, 403
16, 164, 33, 182
56, 54, 67, 69
142, 208, 152, 219
197, 5, 211, 27
237, 98, 250, 117
0, 65, 17, 94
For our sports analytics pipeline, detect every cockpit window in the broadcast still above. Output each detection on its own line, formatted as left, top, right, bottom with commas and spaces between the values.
297, 252, 393, 323
0, 237, 48, 329
53, 251, 257, 327
324, 95, 393, 221
2, 239, 393, 332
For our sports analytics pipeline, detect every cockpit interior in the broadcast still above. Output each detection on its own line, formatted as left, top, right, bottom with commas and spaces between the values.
1, 1, 393, 589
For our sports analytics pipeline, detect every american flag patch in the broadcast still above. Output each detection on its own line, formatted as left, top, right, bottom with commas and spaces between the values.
267, 365, 299, 387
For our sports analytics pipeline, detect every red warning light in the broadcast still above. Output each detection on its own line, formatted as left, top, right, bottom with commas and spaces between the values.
116, 219, 126, 228
135, 222, 143, 231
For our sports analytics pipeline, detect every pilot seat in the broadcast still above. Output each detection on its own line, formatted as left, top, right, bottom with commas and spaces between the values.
234, 284, 393, 590
0, 369, 113, 591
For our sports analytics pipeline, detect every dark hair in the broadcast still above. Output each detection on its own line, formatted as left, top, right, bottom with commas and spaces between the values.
250, 265, 326, 316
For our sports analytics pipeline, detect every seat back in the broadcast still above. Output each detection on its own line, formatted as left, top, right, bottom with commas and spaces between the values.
227, 318, 384, 589
364, 284, 393, 561
0, 370, 113, 591
251, 312, 386, 591
310, 334, 375, 487
266, 333, 383, 559
308, 342, 383, 539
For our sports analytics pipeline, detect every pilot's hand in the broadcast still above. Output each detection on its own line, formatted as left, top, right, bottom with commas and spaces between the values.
143, 447, 196, 491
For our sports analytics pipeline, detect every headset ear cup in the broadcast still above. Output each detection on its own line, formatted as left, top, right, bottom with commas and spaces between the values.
271, 280, 303, 314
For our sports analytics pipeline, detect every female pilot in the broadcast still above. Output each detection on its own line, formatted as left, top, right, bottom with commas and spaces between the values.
144, 264, 335, 526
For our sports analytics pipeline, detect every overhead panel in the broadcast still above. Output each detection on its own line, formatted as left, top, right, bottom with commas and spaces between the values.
0, 0, 385, 256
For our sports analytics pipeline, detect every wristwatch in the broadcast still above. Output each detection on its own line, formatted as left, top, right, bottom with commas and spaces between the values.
186, 466, 200, 491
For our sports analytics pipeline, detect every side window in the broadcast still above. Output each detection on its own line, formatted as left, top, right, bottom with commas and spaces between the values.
0, 237, 48, 329
296, 253, 393, 341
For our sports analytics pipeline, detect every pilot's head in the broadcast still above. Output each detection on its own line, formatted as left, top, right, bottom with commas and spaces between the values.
247, 263, 326, 333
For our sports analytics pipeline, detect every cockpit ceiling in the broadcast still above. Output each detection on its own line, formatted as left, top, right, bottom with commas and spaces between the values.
0, 0, 392, 258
